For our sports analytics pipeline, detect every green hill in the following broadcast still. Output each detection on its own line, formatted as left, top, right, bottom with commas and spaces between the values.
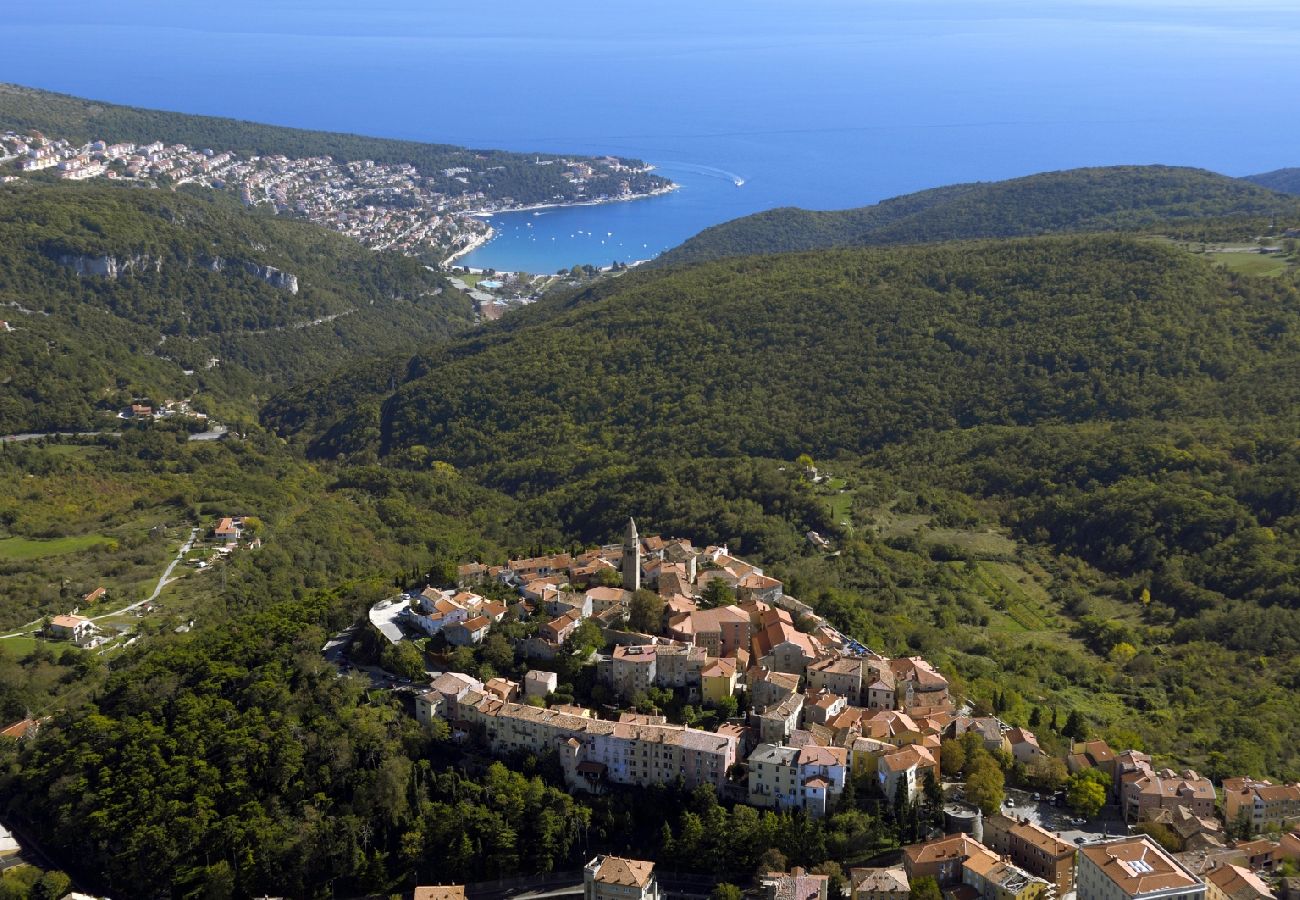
269, 235, 1300, 481
0, 179, 474, 432
0, 82, 668, 207
656, 166, 1300, 266
1245, 167, 1300, 196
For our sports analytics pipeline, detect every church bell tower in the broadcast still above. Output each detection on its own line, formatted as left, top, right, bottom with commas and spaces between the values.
622, 517, 641, 592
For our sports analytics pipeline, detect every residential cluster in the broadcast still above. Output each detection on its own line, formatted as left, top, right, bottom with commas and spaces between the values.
406, 518, 969, 817
388, 519, 1300, 900
0, 129, 665, 263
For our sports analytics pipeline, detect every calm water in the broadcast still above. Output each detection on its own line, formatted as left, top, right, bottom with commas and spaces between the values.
6, 1, 1300, 271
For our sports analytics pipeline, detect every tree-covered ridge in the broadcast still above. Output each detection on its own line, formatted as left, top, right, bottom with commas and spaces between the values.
0, 82, 669, 208
1245, 168, 1300, 196
267, 236, 1300, 487
0, 180, 475, 432
656, 166, 1300, 265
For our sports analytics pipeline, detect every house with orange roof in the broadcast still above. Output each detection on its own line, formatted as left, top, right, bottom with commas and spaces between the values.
213, 516, 242, 543
413, 886, 466, 900
1205, 863, 1276, 900
902, 835, 999, 888
0, 718, 42, 742
539, 609, 583, 645
1006, 727, 1045, 765
668, 605, 752, 657
46, 613, 94, 645
1223, 778, 1300, 833
803, 689, 847, 727
1123, 767, 1216, 824
444, 615, 490, 646
878, 743, 937, 804
752, 619, 823, 675
890, 657, 950, 710
700, 657, 739, 705
584, 855, 659, 900
983, 813, 1077, 895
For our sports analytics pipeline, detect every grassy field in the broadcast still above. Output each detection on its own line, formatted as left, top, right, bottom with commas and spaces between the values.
0, 534, 113, 560
0, 635, 40, 655
1201, 250, 1293, 277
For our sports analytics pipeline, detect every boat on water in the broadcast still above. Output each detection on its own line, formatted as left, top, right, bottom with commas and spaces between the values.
734, 178, 745, 187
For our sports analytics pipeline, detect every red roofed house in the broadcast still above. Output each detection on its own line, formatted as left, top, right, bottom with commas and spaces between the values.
47, 614, 94, 645
1222, 778, 1300, 834
214, 516, 242, 543
584, 855, 659, 900
0, 718, 42, 742
444, 615, 491, 646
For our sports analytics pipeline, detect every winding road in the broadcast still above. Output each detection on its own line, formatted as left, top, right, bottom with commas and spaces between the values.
92, 526, 199, 620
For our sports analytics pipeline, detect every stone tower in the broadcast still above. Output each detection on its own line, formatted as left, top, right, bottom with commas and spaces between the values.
622, 517, 641, 592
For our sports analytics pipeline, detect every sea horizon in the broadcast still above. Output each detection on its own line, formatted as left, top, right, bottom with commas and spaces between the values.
5, 0, 1300, 270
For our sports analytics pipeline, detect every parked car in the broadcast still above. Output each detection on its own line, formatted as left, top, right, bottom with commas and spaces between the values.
1004, 798, 1016, 807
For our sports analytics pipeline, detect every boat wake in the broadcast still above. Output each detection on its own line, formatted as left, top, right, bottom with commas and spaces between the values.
662, 161, 747, 187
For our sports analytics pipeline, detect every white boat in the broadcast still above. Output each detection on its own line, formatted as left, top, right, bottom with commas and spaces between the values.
734, 178, 745, 187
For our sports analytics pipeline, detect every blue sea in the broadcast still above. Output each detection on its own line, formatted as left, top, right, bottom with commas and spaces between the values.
6, 0, 1300, 271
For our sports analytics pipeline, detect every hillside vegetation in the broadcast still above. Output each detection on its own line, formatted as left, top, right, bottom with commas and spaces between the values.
1246, 167, 1300, 196
0, 180, 474, 432
262, 234, 1300, 778
656, 166, 1300, 266
269, 235, 1300, 480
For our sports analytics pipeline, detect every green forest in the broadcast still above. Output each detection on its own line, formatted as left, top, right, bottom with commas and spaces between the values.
657, 165, 1300, 266
0, 180, 475, 432
1246, 168, 1300, 196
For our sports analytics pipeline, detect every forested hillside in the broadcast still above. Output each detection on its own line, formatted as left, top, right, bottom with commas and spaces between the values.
0, 82, 667, 207
268, 235, 1300, 482
261, 233, 1300, 781
656, 166, 1300, 265
1246, 167, 1300, 196
0, 180, 474, 432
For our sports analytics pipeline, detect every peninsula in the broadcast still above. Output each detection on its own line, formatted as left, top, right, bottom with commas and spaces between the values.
0, 82, 675, 265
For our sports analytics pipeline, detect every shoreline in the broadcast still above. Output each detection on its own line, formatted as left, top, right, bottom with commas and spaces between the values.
442, 180, 678, 271
464, 181, 679, 219
441, 226, 496, 267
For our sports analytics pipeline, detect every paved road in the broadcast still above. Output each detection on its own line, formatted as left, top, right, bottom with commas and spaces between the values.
92, 526, 199, 621
0, 431, 119, 443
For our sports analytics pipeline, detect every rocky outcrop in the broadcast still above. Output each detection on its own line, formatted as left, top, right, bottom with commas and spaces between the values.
58, 253, 163, 279
241, 262, 299, 294
56, 251, 297, 293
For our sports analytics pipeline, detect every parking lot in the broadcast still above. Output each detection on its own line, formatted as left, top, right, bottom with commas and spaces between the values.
1001, 787, 1129, 846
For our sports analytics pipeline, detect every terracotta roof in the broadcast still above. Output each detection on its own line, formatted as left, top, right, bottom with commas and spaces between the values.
50, 614, 89, 629
0, 718, 39, 740
1206, 864, 1276, 900
414, 887, 466, 900
797, 744, 847, 767
1080, 836, 1202, 897
851, 866, 909, 894
591, 856, 655, 887
903, 835, 992, 867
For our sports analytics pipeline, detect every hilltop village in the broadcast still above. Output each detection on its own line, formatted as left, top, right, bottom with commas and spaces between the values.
0, 129, 669, 262
376, 520, 1300, 900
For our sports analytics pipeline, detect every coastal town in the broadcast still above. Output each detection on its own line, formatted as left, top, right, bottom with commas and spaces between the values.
0, 129, 672, 264
358, 519, 1300, 900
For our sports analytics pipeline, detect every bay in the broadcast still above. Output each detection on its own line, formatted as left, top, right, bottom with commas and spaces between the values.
4, 1, 1300, 271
